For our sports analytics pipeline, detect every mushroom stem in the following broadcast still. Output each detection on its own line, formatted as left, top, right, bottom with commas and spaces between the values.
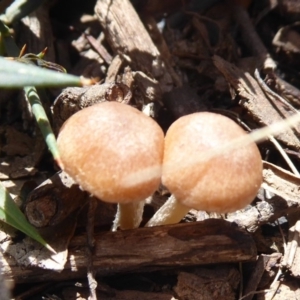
145, 195, 190, 227
112, 201, 145, 231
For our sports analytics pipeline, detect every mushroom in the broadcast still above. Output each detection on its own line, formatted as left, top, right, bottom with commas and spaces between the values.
146, 112, 262, 227
57, 101, 164, 230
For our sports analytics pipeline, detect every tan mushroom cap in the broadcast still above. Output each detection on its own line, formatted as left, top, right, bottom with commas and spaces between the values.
162, 112, 263, 213
57, 102, 164, 203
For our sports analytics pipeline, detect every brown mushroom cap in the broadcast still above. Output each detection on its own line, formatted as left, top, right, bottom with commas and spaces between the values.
162, 112, 263, 213
57, 102, 164, 203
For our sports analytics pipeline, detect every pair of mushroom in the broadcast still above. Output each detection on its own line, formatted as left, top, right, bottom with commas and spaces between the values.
57, 101, 262, 229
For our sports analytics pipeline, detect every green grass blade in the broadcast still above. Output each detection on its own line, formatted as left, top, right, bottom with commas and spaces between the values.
0, 56, 90, 88
0, 20, 19, 56
0, 0, 45, 25
24, 86, 61, 164
0, 182, 56, 253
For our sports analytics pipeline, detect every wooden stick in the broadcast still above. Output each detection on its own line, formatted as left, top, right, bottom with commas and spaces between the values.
2, 219, 256, 284
95, 0, 173, 92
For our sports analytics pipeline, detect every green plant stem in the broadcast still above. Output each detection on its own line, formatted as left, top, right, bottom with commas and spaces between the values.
0, 20, 19, 56
24, 86, 61, 164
